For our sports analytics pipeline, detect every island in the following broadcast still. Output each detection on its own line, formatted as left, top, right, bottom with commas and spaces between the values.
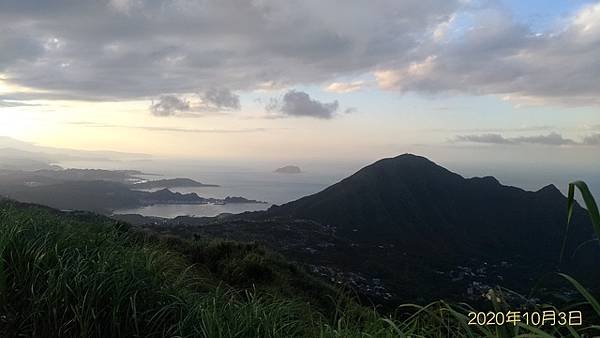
141, 189, 266, 206
274, 165, 302, 174
132, 178, 219, 189
223, 196, 267, 204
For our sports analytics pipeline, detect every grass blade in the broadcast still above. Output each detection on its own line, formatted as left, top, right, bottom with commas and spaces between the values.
568, 181, 600, 237
562, 181, 600, 263
559, 273, 600, 318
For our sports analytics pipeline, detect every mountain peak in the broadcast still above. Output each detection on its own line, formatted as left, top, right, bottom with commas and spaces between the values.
392, 153, 426, 159
382, 153, 436, 165
361, 154, 458, 182
536, 184, 564, 197
366, 153, 445, 171
269, 155, 589, 255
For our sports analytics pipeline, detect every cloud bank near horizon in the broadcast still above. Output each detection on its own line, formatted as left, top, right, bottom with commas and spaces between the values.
453, 132, 600, 146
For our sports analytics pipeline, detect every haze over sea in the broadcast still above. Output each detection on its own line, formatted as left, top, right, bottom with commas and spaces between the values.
57, 157, 600, 218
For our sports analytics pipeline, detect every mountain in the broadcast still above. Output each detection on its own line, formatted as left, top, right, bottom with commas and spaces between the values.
269, 154, 595, 263
0, 148, 64, 170
144, 154, 599, 304
0, 136, 150, 162
0, 156, 62, 171
1, 181, 147, 212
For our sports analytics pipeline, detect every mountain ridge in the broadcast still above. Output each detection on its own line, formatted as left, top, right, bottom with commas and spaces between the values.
243, 154, 599, 301
268, 153, 587, 260
129, 154, 600, 304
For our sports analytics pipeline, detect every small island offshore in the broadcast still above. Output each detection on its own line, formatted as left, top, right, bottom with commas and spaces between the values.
274, 165, 302, 174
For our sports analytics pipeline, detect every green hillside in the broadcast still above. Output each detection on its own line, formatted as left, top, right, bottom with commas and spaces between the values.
0, 199, 397, 337
0, 198, 598, 337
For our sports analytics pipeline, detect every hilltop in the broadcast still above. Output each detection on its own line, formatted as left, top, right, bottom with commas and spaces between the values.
139, 154, 600, 304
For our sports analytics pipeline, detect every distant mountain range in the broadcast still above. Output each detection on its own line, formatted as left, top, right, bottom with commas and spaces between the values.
0, 136, 150, 170
132, 154, 600, 305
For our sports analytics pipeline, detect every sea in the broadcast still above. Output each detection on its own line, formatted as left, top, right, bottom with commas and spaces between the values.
57, 158, 600, 219
57, 159, 346, 218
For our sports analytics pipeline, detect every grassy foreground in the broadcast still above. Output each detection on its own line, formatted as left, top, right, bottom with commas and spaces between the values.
0, 190, 599, 337
0, 200, 397, 337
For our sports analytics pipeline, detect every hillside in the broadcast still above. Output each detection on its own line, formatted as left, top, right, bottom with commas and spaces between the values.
269, 154, 597, 262
1, 188, 598, 336
0, 199, 400, 337
142, 154, 600, 304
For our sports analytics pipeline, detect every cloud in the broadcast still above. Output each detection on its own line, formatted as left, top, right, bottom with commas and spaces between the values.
66, 121, 268, 134
150, 95, 190, 116
199, 88, 240, 111
324, 81, 364, 93
0, 0, 462, 100
267, 90, 339, 119
429, 126, 556, 133
453, 132, 583, 146
583, 133, 600, 145
149, 88, 240, 116
0, 100, 40, 107
2, 0, 600, 107
454, 133, 514, 145
512, 133, 578, 146
108, 0, 141, 14
374, 2, 600, 105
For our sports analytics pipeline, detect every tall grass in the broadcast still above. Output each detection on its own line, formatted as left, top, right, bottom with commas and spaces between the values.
1, 182, 600, 337
0, 201, 402, 337
567, 181, 600, 239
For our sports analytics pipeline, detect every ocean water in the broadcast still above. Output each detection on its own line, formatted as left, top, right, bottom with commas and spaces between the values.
57, 158, 600, 218
114, 203, 271, 218
58, 159, 345, 217
113, 170, 340, 217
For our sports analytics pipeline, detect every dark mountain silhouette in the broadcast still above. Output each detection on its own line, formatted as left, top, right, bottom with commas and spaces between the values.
162, 154, 597, 304
83, 154, 600, 304
269, 154, 596, 264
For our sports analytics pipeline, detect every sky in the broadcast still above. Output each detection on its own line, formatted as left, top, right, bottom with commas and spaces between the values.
1, 0, 600, 166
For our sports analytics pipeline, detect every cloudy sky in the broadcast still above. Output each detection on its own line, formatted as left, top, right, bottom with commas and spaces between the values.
1, 0, 599, 164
